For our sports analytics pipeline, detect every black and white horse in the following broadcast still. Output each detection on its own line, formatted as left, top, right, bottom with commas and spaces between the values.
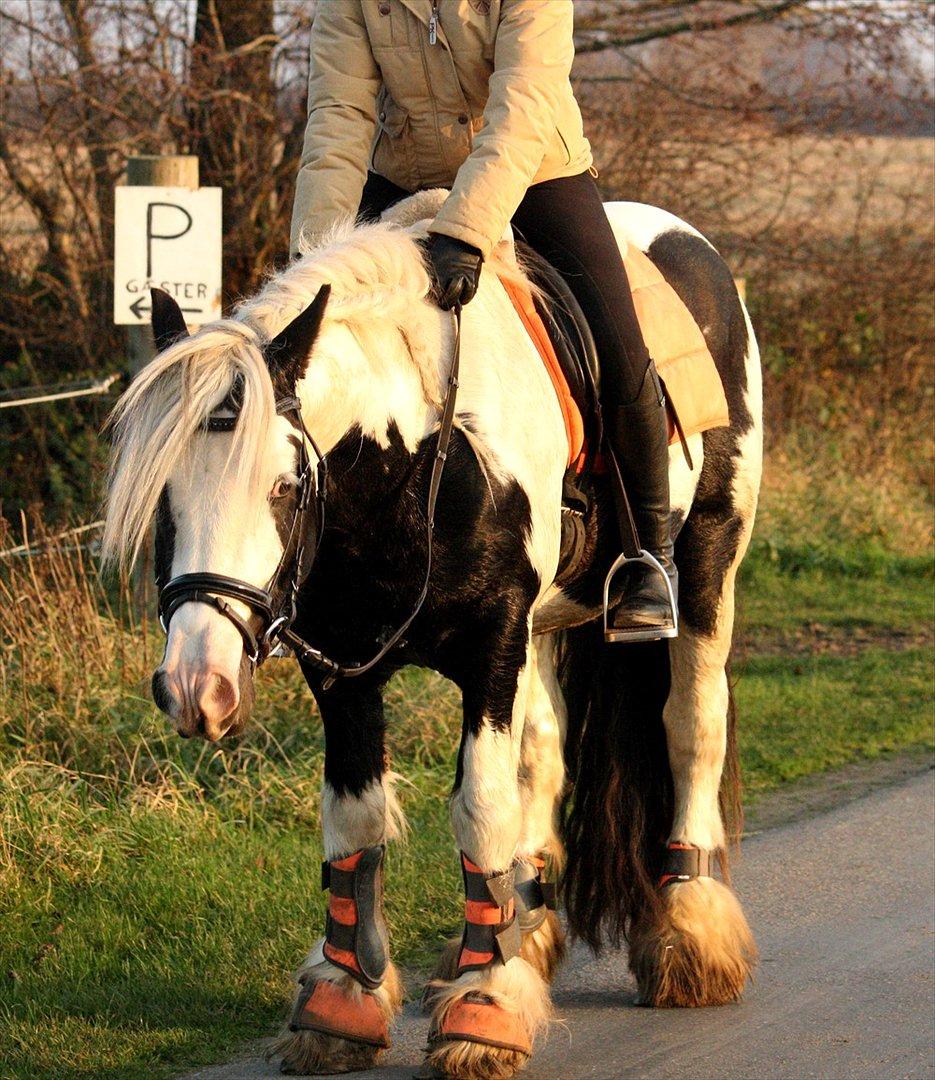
104, 193, 762, 1079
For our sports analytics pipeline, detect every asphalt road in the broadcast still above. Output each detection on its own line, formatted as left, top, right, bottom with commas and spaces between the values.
185, 768, 935, 1080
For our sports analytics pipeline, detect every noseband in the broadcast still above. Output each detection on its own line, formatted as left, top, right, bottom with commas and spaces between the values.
157, 308, 461, 690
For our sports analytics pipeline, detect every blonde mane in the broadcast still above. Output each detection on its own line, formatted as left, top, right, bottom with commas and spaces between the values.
103, 211, 530, 573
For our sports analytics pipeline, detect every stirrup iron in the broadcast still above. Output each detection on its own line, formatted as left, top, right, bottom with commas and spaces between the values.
602, 549, 678, 644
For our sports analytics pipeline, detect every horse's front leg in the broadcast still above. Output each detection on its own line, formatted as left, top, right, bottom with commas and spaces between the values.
273, 682, 404, 1076
424, 617, 552, 1080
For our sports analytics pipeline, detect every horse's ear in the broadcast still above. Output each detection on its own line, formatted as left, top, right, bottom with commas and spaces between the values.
151, 289, 189, 353
265, 284, 331, 386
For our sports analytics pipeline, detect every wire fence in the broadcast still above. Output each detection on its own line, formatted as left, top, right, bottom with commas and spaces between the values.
0, 372, 121, 409
0, 519, 106, 560
1, 372, 120, 558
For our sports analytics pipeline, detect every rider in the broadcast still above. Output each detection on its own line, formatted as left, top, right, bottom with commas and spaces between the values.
291, 0, 676, 641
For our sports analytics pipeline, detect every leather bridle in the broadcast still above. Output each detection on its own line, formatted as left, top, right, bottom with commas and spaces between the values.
157, 308, 462, 691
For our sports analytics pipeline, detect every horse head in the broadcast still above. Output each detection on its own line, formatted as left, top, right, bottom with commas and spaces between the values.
104, 284, 331, 741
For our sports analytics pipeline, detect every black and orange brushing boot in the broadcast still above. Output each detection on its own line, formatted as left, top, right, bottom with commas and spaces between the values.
454, 853, 521, 973
289, 845, 391, 1048
426, 854, 532, 1063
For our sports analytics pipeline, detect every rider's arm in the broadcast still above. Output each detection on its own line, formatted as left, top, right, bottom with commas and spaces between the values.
290, 1, 381, 256
430, 0, 575, 259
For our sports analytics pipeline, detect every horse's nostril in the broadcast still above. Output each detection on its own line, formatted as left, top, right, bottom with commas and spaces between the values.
151, 669, 176, 716
195, 670, 239, 740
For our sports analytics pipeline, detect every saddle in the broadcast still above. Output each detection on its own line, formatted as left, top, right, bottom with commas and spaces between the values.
497, 242, 731, 477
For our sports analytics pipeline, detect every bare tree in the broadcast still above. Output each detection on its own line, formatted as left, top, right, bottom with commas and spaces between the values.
0, 0, 930, 523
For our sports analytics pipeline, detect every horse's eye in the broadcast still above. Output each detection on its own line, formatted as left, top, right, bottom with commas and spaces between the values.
269, 477, 294, 502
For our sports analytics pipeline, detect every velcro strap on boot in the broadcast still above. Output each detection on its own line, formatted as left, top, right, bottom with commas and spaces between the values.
436, 992, 531, 1056
321, 845, 388, 988
513, 855, 555, 934
457, 854, 521, 972
289, 977, 390, 1048
659, 842, 713, 887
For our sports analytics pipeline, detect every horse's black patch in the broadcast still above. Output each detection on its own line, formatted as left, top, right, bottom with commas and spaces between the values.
154, 487, 176, 590
292, 420, 539, 798
645, 229, 754, 638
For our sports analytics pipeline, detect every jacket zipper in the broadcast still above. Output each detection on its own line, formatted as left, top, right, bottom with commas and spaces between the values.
429, 0, 439, 45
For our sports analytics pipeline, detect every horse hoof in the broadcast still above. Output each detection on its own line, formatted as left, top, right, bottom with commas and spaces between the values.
424, 1038, 529, 1080
271, 962, 403, 1074
272, 1027, 385, 1075
629, 876, 757, 1007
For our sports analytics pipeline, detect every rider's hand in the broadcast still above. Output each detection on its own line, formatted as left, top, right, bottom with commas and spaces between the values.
424, 233, 483, 310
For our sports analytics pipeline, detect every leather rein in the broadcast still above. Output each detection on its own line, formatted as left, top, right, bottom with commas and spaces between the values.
158, 307, 462, 692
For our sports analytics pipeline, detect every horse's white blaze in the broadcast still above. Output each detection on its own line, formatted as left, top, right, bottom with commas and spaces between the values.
159, 414, 297, 730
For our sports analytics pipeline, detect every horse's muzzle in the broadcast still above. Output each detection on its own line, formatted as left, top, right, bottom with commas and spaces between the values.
151, 656, 255, 741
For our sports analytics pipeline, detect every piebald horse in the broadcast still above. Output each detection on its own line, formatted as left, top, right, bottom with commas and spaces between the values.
104, 192, 762, 1079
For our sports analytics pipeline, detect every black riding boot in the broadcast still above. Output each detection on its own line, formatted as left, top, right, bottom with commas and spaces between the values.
604, 363, 679, 642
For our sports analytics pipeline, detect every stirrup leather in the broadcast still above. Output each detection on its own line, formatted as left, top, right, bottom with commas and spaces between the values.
603, 548, 678, 643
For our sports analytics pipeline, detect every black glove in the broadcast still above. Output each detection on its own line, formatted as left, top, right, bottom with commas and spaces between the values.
424, 233, 484, 310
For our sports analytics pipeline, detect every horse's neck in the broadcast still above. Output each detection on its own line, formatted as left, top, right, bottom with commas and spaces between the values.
296, 316, 443, 474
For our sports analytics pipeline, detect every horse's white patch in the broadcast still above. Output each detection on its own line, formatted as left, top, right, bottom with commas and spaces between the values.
663, 304, 762, 853
603, 201, 714, 253
451, 635, 533, 872
321, 774, 408, 860
518, 636, 566, 859
670, 433, 704, 523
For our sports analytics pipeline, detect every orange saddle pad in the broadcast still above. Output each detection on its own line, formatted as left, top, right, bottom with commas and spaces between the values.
498, 247, 730, 468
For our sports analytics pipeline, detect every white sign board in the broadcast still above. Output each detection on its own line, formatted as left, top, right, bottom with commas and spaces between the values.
114, 186, 222, 325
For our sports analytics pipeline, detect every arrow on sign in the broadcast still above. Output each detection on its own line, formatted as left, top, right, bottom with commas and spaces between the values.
128, 296, 202, 320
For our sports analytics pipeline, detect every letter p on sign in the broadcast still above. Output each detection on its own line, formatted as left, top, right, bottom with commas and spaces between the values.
114, 186, 222, 326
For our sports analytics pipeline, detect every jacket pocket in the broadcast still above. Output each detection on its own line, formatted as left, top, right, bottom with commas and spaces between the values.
377, 97, 409, 139
555, 125, 572, 166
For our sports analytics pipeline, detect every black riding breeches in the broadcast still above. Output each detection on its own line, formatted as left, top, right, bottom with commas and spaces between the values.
357, 170, 652, 408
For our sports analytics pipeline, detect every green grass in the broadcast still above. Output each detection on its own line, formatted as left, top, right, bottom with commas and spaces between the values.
1, 504, 933, 1078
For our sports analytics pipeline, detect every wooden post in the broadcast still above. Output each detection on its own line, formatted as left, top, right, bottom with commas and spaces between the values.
125, 155, 199, 374
123, 155, 199, 611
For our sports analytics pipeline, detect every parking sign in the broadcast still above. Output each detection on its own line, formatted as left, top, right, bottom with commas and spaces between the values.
114, 186, 222, 325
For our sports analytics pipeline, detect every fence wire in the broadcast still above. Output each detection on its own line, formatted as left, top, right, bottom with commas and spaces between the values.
0, 373, 121, 409
0, 519, 106, 559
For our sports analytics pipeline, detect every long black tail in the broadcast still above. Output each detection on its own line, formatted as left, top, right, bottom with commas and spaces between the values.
558, 623, 674, 951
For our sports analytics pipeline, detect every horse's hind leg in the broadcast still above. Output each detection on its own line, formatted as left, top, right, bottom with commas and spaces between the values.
629, 436, 759, 1007
515, 634, 567, 983
273, 683, 404, 1075
424, 618, 552, 1080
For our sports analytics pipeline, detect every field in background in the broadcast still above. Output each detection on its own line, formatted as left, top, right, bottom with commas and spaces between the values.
1, 438, 933, 1080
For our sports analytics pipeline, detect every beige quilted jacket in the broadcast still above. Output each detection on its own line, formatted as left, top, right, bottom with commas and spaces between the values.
291, 0, 592, 258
